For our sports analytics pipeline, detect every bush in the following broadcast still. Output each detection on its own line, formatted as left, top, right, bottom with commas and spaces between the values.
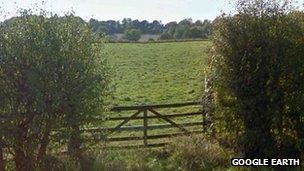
0, 11, 110, 170
38, 155, 79, 171
158, 33, 174, 40
210, 0, 304, 158
166, 135, 231, 170
183, 26, 203, 39
123, 29, 141, 41
148, 38, 155, 42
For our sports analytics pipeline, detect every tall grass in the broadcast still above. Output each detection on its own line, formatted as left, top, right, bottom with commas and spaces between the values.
166, 135, 231, 170
50, 134, 232, 171
32, 135, 233, 171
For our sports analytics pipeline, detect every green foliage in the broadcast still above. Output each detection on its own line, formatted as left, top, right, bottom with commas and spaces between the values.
164, 19, 212, 39
210, 0, 304, 158
89, 18, 213, 40
183, 26, 203, 39
89, 19, 123, 35
148, 38, 155, 42
89, 18, 164, 35
123, 29, 142, 41
158, 33, 174, 40
0, 11, 110, 170
70, 135, 231, 171
38, 155, 79, 171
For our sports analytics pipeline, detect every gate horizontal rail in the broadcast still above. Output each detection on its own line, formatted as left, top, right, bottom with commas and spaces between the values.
83, 121, 203, 132
107, 111, 203, 121
106, 130, 203, 142
111, 101, 201, 111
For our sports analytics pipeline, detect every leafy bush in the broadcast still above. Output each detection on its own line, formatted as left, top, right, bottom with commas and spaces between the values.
183, 26, 203, 39
38, 155, 79, 171
158, 33, 174, 40
148, 38, 155, 42
0, 11, 110, 170
123, 29, 141, 41
209, 0, 304, 158
167, 135, 231, 170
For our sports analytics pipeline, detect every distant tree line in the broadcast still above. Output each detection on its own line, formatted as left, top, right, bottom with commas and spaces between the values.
89, 18, 164, 35
161, 18, 212, 39
89, 18, 212, 40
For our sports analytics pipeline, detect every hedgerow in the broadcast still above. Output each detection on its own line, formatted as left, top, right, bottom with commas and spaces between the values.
0, 10, 110, 170
208, 0, 304, 159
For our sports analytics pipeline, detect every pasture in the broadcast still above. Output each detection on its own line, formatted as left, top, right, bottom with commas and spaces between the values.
105, 41, 212, 106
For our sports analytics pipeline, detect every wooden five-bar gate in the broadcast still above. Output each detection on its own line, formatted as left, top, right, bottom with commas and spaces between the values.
87, 101, 205, 149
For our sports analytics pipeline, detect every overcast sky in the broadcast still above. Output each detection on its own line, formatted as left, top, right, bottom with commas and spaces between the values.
0, 0, 236, 23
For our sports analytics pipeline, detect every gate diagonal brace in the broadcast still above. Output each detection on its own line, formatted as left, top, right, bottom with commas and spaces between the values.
148, 109, 189, 133
107, 109, 142, 136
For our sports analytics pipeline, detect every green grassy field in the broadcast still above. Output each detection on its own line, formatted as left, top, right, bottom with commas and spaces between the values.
105, 41, 212, 106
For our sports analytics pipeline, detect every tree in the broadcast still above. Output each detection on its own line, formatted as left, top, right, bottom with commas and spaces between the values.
139, 20, 150, 33
87, 18, 213, 39
164, 21, 178, 35
150, 20, 164, 34
178, 18, 193, 27
209, 0, 304, 159
174, 25, 188, 39
194, 20, 203, 26
158, 33, 174, 40
122, 18, 133, 31
0, 12, 110, 170
123, 29, 141, 41
201, 20, 212, 38
183, 26, 203, 39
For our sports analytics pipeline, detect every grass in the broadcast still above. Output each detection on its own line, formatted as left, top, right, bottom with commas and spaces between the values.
105, 40, 212, 106
46, 135, 233, 171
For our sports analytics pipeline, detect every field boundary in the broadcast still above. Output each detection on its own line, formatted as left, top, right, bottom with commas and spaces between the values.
87, 101, 205, 149
106, 38, 210, 44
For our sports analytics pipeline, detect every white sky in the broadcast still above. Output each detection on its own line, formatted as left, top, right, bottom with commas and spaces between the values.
0, 0, 303, 23
0, 0, 235, 23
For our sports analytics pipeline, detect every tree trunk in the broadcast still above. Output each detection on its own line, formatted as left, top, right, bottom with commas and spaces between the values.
0, 143, 5, 171
14, 147, 34, 171
66, 105, 83, 165
68, 124, 82, 163
14, 147, 26, 171
37, 121, 52, 165
14, 122, 34, 171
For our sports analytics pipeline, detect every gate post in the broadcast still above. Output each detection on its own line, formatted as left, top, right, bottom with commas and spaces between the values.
143, 109, 148, 147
